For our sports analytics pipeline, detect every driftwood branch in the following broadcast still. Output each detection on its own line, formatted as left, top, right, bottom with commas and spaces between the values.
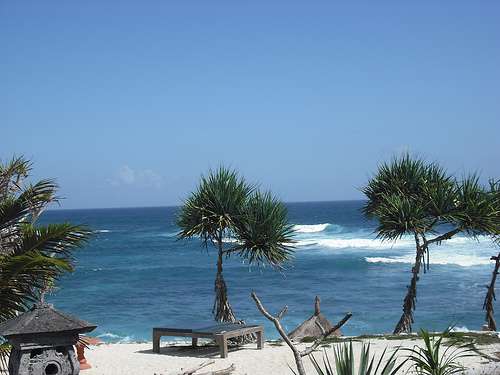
155, 361, 235, 375
277, 306, 288, 320
197, 364, 236, 375
251, 291, 352, 375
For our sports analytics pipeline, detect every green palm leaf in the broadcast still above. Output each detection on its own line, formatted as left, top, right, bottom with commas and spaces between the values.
0, 156, 92, 370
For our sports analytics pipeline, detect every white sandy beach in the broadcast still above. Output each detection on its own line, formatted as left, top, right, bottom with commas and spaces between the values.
83, 338, 500, 375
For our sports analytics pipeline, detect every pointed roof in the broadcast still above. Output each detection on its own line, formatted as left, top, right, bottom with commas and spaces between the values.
288, 296, 341, 341
0, 303, 96, 337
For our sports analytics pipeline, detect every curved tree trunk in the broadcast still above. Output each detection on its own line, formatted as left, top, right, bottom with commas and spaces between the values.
483, 253, 500, 331
213, 239, 236, 323
394, 234, 425, 334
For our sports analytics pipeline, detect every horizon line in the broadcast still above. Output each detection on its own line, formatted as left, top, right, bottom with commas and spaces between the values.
46, 198, 367, 212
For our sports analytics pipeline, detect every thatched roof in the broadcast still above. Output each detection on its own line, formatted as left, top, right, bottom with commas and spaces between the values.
0, 303, 96, 338
288, 296, 341, 341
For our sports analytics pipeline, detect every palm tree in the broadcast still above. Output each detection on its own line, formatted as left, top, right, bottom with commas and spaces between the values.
482, 179, 500, 331
0, 157, 91, 367
362, 154, 499, 334
177, 167, 295, 322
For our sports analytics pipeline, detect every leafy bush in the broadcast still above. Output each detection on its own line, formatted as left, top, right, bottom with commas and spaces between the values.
308, 341, 406, 375
404, 329, 475, 375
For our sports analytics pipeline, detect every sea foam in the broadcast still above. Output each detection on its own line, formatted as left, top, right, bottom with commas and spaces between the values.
365, 254, 491, 267
294, 223, 330, 233
296, 237, 414, 249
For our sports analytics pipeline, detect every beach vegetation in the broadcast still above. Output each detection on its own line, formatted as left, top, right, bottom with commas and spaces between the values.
404, 329, 475, 375
307, 341, 406, 375
0, 156, 91, 368
363, 154, 500, 333
251, 291, 352, 375
177, 167, 295, 322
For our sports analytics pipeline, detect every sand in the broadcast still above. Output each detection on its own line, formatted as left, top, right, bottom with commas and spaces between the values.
82, 337, 500, 375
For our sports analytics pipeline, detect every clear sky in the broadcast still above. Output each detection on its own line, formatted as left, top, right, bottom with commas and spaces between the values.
1, 1, 499, 209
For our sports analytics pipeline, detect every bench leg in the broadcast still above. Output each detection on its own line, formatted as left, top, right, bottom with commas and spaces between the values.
192, 337, 198, 347
215, 335, 228, 358
256, 330, 264, 349
153, 331, 161, 353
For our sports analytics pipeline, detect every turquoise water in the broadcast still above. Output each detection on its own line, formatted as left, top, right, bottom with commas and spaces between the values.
42, 201, 498, 342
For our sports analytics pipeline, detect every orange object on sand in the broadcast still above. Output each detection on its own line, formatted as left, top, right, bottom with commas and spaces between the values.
76, 336, 103, 370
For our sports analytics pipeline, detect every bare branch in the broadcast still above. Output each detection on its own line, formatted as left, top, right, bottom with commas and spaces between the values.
314, 320, 326, 335
177, 361, 215, 375
277, 306, 288, 320
157, 361, 236, 375
300, 312, 352, 356
251, 291, 352, 375
251, 292, 299, 355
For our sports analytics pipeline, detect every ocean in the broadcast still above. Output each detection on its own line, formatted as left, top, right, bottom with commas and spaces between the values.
41, 201, 498, 342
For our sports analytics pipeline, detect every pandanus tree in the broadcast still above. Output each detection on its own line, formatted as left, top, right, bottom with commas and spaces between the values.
482, 180, 500, 331
362, 154, 499, 334
0, 157, 91, 367
177, 167, 295, 322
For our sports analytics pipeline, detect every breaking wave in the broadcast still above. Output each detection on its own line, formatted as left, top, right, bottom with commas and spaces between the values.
294, 223, 331, 233
97, 332, 135, 343
365, 254, 491, 267
296, 238, 414, 249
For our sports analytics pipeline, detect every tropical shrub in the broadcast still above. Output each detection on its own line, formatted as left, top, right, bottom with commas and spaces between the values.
177, 166, 295, 322
404, 329, 475, 375
0, 157, 91, 368
307, 341, 406, 375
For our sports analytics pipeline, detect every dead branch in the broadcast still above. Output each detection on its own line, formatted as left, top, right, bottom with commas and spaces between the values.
178, 361, 215, 375
197, 364, 236, 375
251, 291, 352, 375
155, 360, 236, 375
300, 312, 352, 356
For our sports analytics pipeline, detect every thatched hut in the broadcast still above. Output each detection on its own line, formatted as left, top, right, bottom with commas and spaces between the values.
288, 296, 341, 341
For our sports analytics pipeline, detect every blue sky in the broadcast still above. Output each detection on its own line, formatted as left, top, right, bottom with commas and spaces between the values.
1, 1, 499, 209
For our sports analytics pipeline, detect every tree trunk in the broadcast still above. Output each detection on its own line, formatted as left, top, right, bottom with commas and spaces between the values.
394, 234, 425, 334
213, 238, 236, 323
483, 253, 500, 331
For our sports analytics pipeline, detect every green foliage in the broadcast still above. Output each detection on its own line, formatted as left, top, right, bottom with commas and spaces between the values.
362, 154, 500, 241
177, 166, 294, 322
0, 156, 91, 366
404, 329, 475, 375
177, 167, 253, 245
307, 341, 406, 375
233, 191, 295, 268
177, 166, 295, 267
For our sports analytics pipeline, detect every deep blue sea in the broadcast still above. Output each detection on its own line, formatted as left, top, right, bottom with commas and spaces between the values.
40, 201, 498, 342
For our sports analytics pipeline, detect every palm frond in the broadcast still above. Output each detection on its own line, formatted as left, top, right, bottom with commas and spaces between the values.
231, 191, 295, 268
15, 223, 91, 259
0, 251, 71, 322
177, 166, 253, 245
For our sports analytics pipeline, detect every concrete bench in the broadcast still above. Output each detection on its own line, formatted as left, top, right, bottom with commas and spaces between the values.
152, 323, 264, 358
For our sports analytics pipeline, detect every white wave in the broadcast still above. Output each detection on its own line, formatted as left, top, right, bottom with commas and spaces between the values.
157, 232, 177, 238
294, 223, 330, 233
296, 238, 413, 249
295, 233, 496, 251
96, 229, 111, 233
97, 332, 134, 343
450, 326, 471, 332
365, 254, 491, 267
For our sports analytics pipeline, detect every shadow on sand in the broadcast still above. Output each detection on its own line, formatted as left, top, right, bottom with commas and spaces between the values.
135, 343, 250, 358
